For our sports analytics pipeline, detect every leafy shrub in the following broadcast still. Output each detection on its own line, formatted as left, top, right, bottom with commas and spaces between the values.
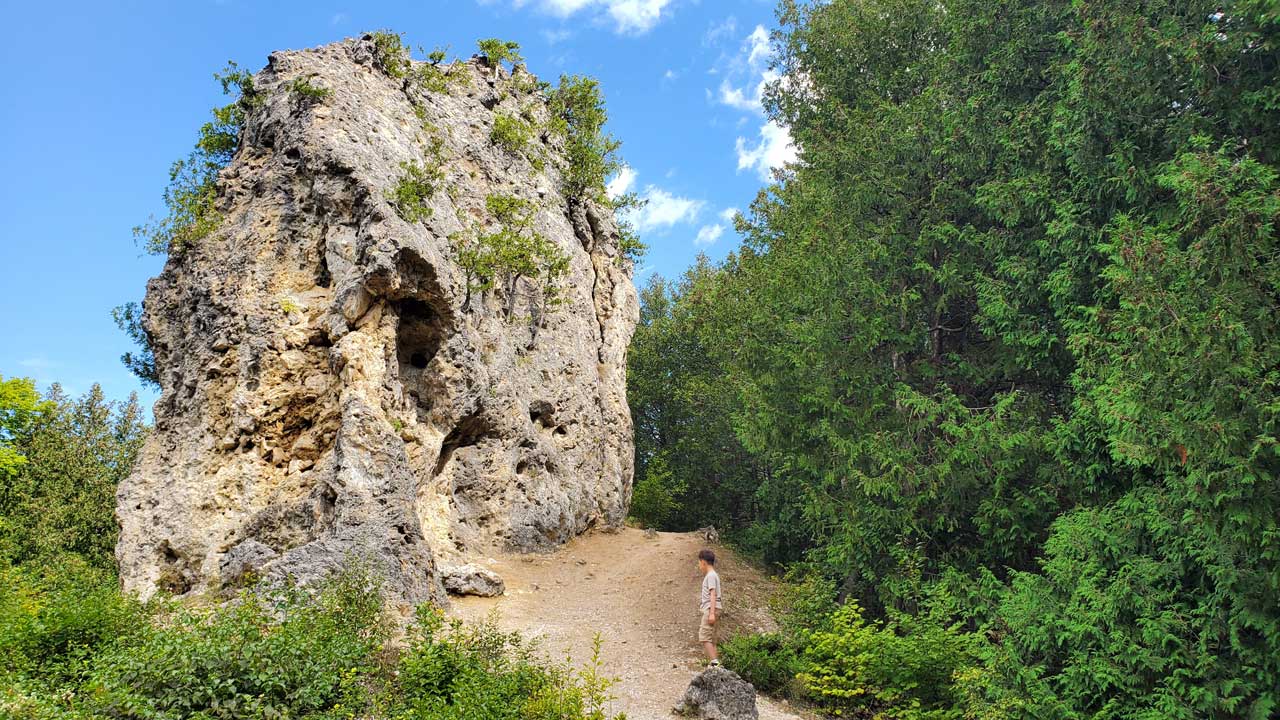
548, 75, 621, 200
0, 558, 145, 686
609, 191, 647, 263
476, 38, 522, 76
396, 607, 621, 720
455, 194, 569, 323
798, 602, 973, 720
288, 75, 332, 102
133, 61, 257, 257
87, 567, 389, 719
628, 452, 684, 528
721, 632, 803, 698
491, 113, 533, 155
109, 303, 158, 389
370, 30, 411, 78
388, 139, 446, 223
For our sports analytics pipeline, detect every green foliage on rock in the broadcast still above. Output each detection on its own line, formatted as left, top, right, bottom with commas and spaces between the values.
389, 137, 447, 223
476, 38, 523, 76
610, 190, 647, 264
548, 75, 621, 201
370, 30, 412, 78
492, 112, 534, 155
133, 62, 256, 256
110, 302, 159, 389
288, 75, 332, 102
455, 194, 570, 324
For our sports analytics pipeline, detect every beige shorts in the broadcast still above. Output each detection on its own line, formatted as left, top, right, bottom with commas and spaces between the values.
698, 609, 720, 643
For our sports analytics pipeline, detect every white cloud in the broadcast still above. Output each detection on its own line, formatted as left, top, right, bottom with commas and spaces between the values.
626, 185, 704, 232
330, 12, 347, 25
703, 16, 738, 46
663, 68, 678, 81
695, 224, 724, 246
606, 0, 671, 33
719, 207, 739, 222
606, 166, 636, 199
491, 0, 674, 34
735, 121, 798, 180
714, 26, 778, 115
745, 25, 771, 68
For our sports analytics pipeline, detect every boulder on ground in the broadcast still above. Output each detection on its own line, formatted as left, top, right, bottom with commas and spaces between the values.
673, 666, 758, 720
441, 564, 505, 597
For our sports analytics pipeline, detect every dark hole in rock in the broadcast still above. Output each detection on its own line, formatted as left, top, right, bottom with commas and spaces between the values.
516, 460, 529, 475
396, 298, 445, 422
554, 425, 568, 436
434, 411, 497, 477
529, 400, 556, 429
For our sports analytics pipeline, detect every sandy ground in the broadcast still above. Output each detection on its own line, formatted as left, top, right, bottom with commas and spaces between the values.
450, 527, 809, 720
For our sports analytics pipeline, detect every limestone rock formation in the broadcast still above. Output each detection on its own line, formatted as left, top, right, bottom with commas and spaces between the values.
674, 667, 759, 720
116, 36, 638, 603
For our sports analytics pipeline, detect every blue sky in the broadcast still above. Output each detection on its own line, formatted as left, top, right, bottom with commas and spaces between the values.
0, 0, 795, 406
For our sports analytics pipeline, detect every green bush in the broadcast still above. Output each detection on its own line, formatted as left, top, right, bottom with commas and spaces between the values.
87, 567, 389, 719
455, 194, 569, 322
370, 30, 411, 78
628, 452, 683, 528
289, 75, 332, 102
388, 141, 446, 223
0, 558, 145, 686
397, 607, 620, 720
721, 632, 804, 698
134, 62, 256, 257
798, 603, 973, 720
476, 38, 522, 76
548, 75, 621, 201
491, 113, 533, 155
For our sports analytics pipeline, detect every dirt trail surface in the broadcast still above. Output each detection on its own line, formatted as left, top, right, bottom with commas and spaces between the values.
451, 528, 809, 720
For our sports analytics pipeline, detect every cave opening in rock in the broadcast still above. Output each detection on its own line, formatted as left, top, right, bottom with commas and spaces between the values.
395, 298, 445, 423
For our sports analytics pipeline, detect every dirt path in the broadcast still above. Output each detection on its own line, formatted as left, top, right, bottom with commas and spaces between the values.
450, 527, 809, 720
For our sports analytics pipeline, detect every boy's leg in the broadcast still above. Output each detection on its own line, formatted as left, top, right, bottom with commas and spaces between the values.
698, 611, 720, 663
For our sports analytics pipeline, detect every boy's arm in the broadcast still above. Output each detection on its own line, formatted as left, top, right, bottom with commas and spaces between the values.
708, 588, 717, 623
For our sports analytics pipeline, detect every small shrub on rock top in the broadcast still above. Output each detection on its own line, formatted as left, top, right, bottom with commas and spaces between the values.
370, 30, 412, 78
477, 38, 522, 77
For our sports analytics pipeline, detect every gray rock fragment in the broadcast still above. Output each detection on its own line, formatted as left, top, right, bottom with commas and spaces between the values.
673, 667, 759, 720
441, 563, 506, 597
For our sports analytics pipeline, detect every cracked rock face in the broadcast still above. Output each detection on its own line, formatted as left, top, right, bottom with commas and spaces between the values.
116, 37, 638, 603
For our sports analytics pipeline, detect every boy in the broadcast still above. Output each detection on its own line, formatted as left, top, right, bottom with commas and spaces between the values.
697, 548, 723, 665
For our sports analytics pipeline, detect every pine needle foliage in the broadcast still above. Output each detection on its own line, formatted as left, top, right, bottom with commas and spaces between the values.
629, 0, 1280, 716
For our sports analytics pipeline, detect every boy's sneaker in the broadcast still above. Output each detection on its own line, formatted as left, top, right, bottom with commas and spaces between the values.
709, 660, 721, 667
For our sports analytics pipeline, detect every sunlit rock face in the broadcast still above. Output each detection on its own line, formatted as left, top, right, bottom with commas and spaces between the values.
116, 36, 638, 603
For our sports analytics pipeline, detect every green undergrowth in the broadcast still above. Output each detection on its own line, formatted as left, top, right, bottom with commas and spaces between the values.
1, 562, 626, 720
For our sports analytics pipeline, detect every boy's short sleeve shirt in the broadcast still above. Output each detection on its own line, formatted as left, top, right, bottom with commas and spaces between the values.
700, 569, 723, 611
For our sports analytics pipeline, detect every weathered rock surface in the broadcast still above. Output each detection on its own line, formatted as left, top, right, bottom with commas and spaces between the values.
674, 667, 759, 720
116, 36, 638, 603
441, 563, 505, 597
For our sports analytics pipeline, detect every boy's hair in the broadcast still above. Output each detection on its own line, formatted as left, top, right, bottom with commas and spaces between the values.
698, 549, 716, 565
